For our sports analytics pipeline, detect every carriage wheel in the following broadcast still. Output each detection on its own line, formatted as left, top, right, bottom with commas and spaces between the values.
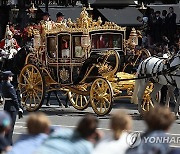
68, 86, 90, 110
90, 78, 113, 116
142, 83, 161, 112
18, 64, 45, 111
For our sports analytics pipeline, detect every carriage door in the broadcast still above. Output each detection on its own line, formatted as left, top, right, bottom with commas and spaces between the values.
46, 35, 59, 81
46, 35, 57, 61
57, 33, 71, 84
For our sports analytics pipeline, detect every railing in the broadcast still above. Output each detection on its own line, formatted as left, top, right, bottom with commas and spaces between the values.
0, 0, 87, 7
30, 0, 87, 6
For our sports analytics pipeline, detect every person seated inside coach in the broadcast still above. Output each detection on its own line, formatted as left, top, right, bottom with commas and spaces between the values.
74, 37, 85, 58
61, 39, 70, 58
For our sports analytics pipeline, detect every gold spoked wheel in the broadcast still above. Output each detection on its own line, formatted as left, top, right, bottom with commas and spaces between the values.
142, 83, 161, 112
18, 64, 45, 111
68, 85, 90, 110
90, 78, 113, 116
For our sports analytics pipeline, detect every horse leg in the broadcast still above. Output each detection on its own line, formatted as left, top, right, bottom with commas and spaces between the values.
165, 86, 176, 107
137, 79, 149, 114
150, 83, 163, 106
174, 89, 180, 117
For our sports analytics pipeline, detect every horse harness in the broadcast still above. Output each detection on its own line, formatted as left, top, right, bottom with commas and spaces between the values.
138, 56, 180, 86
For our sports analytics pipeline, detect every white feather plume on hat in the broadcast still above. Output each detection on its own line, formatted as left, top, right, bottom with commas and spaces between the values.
5, 25, 13, 38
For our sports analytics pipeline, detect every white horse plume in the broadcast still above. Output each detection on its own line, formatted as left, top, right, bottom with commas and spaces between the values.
131, 52, 180, 116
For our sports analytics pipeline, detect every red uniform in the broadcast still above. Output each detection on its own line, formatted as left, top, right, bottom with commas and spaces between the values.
0, 38, 20, 51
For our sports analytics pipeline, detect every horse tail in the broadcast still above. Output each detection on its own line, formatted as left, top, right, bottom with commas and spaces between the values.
131, 59, 144, 104
131, 76, 140, 104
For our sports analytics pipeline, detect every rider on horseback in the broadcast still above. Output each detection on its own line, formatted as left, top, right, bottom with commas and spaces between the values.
0, 25, 21, 60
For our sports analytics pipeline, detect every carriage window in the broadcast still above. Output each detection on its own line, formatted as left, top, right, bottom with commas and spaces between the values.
73, 36, 85, 58
58, 34, 70, 58
47, 36, 57, 58
91, 33, 122, 49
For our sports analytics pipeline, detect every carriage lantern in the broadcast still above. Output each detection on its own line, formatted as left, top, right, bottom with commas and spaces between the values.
33, 33, 41, 49
11, 5, 19, 19
128, 28, 138, 47
28, 3, 37, 19
81, 35, 91, 48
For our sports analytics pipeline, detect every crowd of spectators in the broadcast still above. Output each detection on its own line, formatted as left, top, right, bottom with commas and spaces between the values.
137, 7, 179, 57
0, 106, 180, 154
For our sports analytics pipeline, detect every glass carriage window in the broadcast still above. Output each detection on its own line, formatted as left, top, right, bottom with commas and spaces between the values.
58, 34, 70, 58
91, 33, 122, 49
73, 36, 85, 58
47, 36, 57, 58
113, 35, 122, 48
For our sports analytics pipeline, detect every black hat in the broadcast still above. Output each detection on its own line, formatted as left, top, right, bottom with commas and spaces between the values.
2, 71, 14, 77
56, 12, 64, 18
43, 12, 50, 17
155, 11, 161, 14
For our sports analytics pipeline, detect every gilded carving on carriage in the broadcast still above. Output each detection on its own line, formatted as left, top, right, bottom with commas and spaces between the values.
60, 67, 69, 82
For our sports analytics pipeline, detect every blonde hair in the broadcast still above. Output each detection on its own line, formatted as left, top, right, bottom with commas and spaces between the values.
27, 112, 50, 135
110, 110, 132, 140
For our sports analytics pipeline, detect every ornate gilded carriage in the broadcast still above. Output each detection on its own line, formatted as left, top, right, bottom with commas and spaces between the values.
18, 7, 155, 115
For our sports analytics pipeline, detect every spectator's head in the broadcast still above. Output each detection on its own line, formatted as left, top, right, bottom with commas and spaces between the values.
42, 12, 50, 21
76, 114, 98, 140
150, 8, 154, 14
2, 71, 14, 81
169, 7, 174, 13
27, 112, 50, 135
144, 106, 175, 132
162, 10, 167, 17
110, 110, 132, 140
0, 111, 11, 134
9, 24, 15, 32
155, 11, 161, 17
56, 12, 64, 22
137, 16, 142, 22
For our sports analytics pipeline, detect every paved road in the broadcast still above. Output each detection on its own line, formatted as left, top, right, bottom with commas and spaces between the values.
1, 97, 180, 147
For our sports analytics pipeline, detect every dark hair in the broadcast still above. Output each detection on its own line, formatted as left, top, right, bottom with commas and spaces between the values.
162, 10, 167, 15
56, 12, 64, 18
76, 114, 98, 139
136, 16, 141, 20
169, 7, 173, 10
144, 106, 175, 131
155, 11, 161, 14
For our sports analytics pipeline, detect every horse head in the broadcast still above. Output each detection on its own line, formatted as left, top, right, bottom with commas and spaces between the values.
11, 46, 31, 74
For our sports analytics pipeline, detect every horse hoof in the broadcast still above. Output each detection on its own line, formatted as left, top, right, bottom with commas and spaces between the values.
46, 103, 50, 106
173, 112, 180, 119
175, 115, 180, 120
